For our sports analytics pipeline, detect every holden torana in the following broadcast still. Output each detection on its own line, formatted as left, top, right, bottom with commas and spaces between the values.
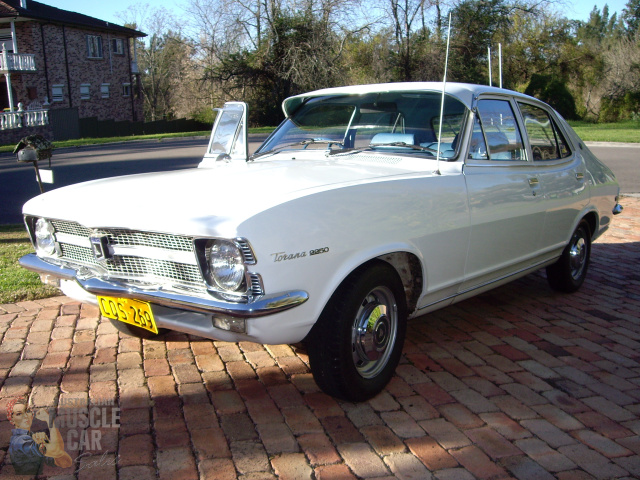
20, 82, 622, 401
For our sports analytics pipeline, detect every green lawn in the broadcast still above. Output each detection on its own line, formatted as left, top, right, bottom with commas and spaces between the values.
0, 225, 59, 304
568, 120, 640, 143
0, 127, 277, 153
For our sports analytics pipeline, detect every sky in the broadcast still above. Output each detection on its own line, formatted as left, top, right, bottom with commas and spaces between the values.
34, 0, 632, 28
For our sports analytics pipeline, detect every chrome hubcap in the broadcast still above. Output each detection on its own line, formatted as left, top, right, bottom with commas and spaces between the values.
352, 286, 398, 379
569, 235, 587, 280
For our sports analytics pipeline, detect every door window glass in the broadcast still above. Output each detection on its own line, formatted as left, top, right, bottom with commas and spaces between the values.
518, 103, 571, 160
468, 115, 488, 160
476, 99, 526, 161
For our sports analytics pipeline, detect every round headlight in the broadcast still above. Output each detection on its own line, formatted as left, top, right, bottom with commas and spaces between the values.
208, 240, 245, 291
34, 218, 58, 256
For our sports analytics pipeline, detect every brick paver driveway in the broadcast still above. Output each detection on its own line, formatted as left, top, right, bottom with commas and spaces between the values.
1, 197, 638, 480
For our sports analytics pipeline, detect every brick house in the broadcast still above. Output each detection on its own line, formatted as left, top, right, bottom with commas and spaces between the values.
0, 0, 145, 145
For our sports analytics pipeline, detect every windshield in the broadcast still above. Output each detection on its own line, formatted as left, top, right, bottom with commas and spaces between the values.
256, 91, 468, 159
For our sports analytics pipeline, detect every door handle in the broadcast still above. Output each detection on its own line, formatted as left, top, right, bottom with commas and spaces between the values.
528, 177, 539, 187
576, 172, 585, 181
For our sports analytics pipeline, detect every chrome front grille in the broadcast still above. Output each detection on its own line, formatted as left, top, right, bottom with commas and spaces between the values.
52, 221, 204, 288
106, 229, 193, 252
60, 243, 96, 265
51, 220, 90, 237
110, 257, 202, 285
44, 220, 263, 296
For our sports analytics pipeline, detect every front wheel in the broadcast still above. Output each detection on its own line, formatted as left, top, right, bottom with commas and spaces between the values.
546, 220, 591, 293
306, 262, 407, 401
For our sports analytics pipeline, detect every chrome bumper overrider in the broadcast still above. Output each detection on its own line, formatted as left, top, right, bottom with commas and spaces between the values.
19, 253, 308, 318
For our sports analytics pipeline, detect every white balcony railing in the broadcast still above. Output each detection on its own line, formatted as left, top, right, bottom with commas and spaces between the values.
23, 108, 49, 127
0, 103, 50, 131
0, 111, 21, 130
0, 51, 36, 72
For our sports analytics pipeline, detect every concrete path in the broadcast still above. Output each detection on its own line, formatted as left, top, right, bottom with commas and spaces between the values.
0, 197, 638, 479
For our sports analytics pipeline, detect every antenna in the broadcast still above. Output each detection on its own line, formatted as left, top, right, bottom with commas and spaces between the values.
488, 46, 492, 87
498, 43, 503, 88
435, 12, 452, 176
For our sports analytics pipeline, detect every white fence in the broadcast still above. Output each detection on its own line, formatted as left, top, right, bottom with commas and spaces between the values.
0, 104, 49, 131
0, 52, 36, 72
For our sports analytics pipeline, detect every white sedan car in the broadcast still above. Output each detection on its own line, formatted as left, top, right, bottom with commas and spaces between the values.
21, 82, 622, 401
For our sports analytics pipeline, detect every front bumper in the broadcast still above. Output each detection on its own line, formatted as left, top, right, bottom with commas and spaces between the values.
20, 253, 308, 318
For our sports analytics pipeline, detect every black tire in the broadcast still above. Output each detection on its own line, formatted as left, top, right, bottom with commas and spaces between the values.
306, 262, 407, 401
546, 220, 591, 293
109, 318, 167, 340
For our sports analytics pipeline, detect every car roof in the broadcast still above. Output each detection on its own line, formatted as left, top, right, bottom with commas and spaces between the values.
282, 82, 536, 117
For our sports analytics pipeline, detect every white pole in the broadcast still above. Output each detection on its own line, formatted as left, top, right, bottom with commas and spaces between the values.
5, 73, 14, 112
498, 43, 503, 89
435, 13, 452, 176
10, 21, 18, 53
488, 46, 492, 87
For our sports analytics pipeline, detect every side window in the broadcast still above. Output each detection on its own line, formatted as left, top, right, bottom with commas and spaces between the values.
51, 84, 64, 102
111, 38, 125, 55
80, 84, 90, 100
476, 99, 526, 161
518, 103, 571, 161
87, 35, 103, 59
468, 115, 488, 160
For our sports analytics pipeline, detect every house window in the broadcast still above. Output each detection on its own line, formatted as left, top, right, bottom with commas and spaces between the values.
52, 84, 64, 102
87, 35, 103, 58
111, 38, 125, 55
101, 83, 110, 98
122, 83, 131, 97
0, 28, 13, 52
80, 84, 90, 100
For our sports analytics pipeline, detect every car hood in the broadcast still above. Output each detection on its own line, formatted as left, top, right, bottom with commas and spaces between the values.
23, 157, 415, 236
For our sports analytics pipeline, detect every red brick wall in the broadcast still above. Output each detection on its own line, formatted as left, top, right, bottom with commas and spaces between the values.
0, 123, 53, 146
7, 21, 142, 122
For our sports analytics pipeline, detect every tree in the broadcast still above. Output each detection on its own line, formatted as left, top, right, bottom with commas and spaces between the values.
572, 4, 640, 120
118, 5, 194, 121
188, 0, 366, 125
116, 0, 639, 124
449, 0, 513, 83
623, 0, 640, 34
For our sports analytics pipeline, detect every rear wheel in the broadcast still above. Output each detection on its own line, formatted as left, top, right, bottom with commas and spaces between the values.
546, 220, 591, 293
306, 262, 407, 401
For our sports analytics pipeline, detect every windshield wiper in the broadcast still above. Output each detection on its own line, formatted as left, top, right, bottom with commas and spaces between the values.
327, 147, 364, 156
369, 141, 438, 154
250, 138, 345, 161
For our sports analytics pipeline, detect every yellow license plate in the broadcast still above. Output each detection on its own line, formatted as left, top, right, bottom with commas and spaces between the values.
97, 296, 158, 334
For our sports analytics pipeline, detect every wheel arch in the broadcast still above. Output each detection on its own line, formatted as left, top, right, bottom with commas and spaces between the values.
376, 251, 423, 315
581, 210, 598, 238
328, 251, 423, 317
